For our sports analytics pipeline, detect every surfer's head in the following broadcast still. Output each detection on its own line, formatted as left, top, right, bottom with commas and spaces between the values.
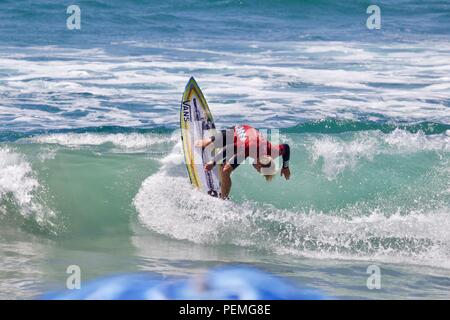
258, 155, 277, 182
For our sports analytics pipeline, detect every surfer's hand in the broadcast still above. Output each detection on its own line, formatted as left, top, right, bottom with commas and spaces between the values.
253, 163, 261, 173
195, 138, 212, 148
204, 162, 214, 171
281, 167, 290, 180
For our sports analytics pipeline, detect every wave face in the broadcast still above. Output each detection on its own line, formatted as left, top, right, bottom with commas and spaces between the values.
132, 127, 450, 269
0, 125, 449, 299
1, 131, 175, 236
0, 125, 448, 270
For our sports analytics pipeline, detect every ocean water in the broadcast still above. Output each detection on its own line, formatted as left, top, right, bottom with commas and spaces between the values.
0, 0, 449, 299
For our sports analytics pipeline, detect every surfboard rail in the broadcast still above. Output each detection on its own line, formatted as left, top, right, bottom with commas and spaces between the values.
180, 77, 221, 197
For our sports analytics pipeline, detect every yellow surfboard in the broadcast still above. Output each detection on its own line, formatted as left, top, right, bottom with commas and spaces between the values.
180, 77, 221, 197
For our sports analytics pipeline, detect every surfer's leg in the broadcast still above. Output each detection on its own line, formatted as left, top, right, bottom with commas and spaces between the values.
221, 163, 233, 199
220, 156, 240, 199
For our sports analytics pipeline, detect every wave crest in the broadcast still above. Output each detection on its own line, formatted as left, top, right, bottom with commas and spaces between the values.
0, 147, 56, 233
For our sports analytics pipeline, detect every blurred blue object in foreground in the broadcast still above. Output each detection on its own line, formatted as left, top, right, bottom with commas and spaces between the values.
42, 266, 326, 300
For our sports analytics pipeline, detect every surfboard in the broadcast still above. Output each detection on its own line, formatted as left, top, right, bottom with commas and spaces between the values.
180, 77, 221, 197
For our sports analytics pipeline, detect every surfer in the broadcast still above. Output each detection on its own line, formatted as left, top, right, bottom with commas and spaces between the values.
195, 124, 291, 199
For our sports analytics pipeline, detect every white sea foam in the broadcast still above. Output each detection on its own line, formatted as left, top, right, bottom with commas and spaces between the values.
1, 40, 449, 131
0, 148, 38, 207
307, 129, 450, 179
0, 147, 55, 227
309, 135, 378, 179
27, 132, 177, 151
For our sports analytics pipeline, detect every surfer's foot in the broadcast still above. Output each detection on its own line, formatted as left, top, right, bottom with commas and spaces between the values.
219, 193, 230, 200
195, 138, 212, 148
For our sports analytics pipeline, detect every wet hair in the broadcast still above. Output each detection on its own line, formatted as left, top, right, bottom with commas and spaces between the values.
259, 155, 272, 167
259, 156, 276, 180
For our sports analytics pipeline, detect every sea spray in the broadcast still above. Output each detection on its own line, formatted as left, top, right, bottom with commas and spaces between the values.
0, 147, 56, 232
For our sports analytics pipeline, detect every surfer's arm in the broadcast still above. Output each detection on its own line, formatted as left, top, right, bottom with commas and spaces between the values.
195, 138, 213, 148
206, 147, 228, 168
278, 144, 290, 180
278, 144, 290, 168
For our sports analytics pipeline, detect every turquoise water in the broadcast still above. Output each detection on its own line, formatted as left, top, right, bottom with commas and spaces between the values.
1, 123, 449, 299
0, 0, 450, 299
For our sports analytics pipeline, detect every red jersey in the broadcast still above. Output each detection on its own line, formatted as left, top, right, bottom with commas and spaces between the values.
232, 125, 289, 167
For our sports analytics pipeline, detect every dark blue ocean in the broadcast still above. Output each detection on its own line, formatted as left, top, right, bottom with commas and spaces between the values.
0, 0, 449, 299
